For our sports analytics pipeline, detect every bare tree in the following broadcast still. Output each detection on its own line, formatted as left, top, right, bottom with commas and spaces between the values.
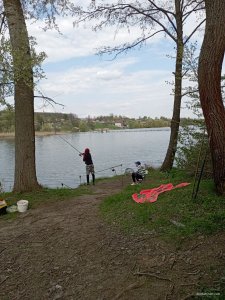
74, 0, 205, 171
198, 0, 225, 195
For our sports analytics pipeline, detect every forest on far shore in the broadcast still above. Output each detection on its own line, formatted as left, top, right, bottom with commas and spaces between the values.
0, 110, 196, 133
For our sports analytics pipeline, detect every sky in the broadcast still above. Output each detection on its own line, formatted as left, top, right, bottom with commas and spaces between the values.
27, 8, 205, 119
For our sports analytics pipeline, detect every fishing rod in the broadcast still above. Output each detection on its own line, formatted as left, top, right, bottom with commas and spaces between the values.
77, 164, 123, 177
57, 135, 82, 154
192, 128, 211, 200
77, 164, 123, 186
61, 182, 72, 189
95, 164, 123, 174
61, 164, 123, 188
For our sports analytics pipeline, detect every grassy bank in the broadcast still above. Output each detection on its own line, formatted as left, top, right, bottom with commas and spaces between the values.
100, 169, 225, 242
2, 170, 225, 241
0, 184, 92, 219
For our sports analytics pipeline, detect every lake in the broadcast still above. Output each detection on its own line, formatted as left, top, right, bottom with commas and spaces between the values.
0, 128, 170, 191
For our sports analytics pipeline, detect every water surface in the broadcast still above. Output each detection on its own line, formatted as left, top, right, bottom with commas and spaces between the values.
0, 128, 170, 191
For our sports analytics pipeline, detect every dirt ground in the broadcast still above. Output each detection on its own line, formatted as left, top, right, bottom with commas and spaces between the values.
0, 178, 224, 300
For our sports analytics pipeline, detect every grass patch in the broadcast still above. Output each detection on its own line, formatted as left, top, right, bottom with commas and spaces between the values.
0, 175, 121, 220
100, 169, 225, 242
0, 184, 92, 220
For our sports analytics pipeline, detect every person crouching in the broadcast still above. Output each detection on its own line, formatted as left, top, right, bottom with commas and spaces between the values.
131, 161, 145, 185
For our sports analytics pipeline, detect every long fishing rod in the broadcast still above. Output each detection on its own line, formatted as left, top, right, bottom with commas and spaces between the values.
192, 128, 211, 200
95, 164, 123, 174
57, 135, 82, 154
62, 164, 123, 188
77, 164, 123, 177
61, 182, 72, 189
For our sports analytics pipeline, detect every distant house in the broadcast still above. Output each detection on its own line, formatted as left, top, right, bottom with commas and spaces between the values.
114, 122, 122, 128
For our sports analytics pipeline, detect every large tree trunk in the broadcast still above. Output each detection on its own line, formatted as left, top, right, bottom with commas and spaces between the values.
161, 0, 183, 172
198, 0, 225, 195
3, 0, 40, 192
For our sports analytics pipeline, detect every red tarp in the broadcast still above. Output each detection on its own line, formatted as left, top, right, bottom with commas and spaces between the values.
132, 182, 190, 203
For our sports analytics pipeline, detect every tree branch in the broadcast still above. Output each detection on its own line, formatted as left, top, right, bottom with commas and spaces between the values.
0, 81, 14, 86
34, 95, 65, 108
183, 0, 205, 20
0, 12, 5, 35
123, 3, 177, 42
184, 18, 205, 45
183, 0, 205, 14
147, 0, 175, 17
76, 3, 177, 44
147, 0, 177, 33
182, 88, 199, 97
98, 29, 164, 58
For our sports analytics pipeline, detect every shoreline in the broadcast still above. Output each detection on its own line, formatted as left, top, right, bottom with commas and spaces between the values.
0, 127, 171, 139
0, 132, 70, 139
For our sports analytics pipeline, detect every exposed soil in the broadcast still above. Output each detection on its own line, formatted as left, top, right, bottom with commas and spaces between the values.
0, 177, 224, 300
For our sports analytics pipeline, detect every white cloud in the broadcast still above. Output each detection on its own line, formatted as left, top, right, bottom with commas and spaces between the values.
36, 56, 175, 118
28, 16, 163, 63
28, 5, 204, 119
96, 70, 122, 80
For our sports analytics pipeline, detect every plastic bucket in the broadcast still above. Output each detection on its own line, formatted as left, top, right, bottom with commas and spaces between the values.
17, 200, 29, 213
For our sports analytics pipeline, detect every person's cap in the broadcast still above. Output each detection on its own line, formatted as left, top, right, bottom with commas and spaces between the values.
135, 161, 141, 165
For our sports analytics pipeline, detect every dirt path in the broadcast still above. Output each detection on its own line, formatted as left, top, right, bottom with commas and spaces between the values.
0, 178, 224, 300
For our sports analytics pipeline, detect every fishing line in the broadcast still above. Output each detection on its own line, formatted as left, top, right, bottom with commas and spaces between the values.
54, 135, 123, 186
57, 133, 122, 172
77, 164, 123, 183
77, 164, 123, 177
57, 135, 82, 154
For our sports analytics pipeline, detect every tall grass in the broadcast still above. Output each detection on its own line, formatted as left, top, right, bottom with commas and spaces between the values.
100, 169, 225, 242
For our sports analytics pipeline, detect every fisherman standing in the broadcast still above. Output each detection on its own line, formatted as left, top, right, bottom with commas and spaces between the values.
80, 148, 95, 185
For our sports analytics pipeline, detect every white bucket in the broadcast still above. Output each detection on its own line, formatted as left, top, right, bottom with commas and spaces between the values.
17, 200, 29, 213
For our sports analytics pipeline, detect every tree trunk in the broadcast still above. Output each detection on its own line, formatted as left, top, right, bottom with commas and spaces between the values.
161, 0, 183, 172
3, 0, 40, 192
198, 1, 225, 195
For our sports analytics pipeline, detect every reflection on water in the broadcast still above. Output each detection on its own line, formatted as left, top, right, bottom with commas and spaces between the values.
0, 128, 170, 191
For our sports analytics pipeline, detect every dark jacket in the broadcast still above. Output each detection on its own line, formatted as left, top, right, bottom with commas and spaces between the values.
83, 153, 93, 165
